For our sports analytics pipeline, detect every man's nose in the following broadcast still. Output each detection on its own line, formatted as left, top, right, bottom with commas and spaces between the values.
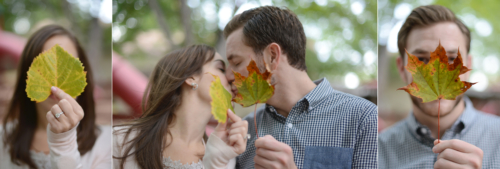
226, 67, 235, 84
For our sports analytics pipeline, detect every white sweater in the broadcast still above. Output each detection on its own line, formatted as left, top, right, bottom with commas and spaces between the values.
113, 126, 237, 169
0, 124, 112, 169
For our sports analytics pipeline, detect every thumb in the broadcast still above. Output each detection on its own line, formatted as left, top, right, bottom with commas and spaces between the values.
214, 118, 228, 133
51, 86, 70, 100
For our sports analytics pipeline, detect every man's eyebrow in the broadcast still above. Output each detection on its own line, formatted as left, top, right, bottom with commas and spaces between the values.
447, 49, 458, 54
410, 49, 429, 55
227, 54, 243, 61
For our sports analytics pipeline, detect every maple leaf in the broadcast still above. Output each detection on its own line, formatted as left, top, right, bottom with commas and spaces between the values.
209, 74, 234, 123
26, 45, 87, 102
232, 59, 275, 107
232, 59, 275, 138
398, 42, 476, 143
398, 42, 476, 102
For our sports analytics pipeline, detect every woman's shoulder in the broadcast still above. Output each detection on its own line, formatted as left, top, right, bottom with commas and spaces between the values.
112, 125, 138, 148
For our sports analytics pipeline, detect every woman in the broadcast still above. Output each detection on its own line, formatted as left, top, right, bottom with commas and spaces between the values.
113, 45, 248, 169
0, 25, 112, 168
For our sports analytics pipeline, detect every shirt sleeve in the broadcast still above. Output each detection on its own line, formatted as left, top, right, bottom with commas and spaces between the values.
352, 104, 378, 169
203, 134, 238, 169
47, 124, 82, 169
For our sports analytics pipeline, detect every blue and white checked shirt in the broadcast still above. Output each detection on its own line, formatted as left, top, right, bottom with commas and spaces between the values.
379, 96, 500, 169
236, 78, 378, 169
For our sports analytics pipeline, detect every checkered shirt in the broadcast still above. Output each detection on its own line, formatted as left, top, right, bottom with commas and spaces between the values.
379, 96, 500, 169
236, 78, 378, 169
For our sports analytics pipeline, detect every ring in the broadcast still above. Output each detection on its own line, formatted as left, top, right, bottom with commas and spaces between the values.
55, 112, 64, 119
244, 134, 251, 140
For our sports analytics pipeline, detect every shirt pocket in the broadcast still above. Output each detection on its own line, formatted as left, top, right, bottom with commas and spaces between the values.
302, 146, 353, 169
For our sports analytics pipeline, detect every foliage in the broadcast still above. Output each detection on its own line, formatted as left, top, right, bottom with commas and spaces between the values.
209, 74, 234, 123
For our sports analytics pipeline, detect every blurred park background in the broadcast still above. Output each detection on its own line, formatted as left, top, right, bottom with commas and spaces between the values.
378, 0, 500, 131
0, 0, 112, 125
112, 0, 378, 124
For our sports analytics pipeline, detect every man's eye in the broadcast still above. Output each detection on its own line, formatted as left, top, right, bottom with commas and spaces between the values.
418, 57, 429, 64
448, 57, 456, 62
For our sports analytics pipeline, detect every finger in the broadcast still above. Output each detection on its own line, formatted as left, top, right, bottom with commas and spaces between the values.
229, 126, 245, 136
214, 119, 228, 132
255, 135, 283, 151
254, 153, 277, 169
46, 110, 61, 132
255, 146, 281, 161
433, 139, 478, 154
51, 86, 82, 113
434, 158, 463, 169
227, 109, 241, 123
58, 99, 77, 124
228, 134, 244, 153
50, 104, 70, 129
437, 148, 469, 165
228, 133, 240, 145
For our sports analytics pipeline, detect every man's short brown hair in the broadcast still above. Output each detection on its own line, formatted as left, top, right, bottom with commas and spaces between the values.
397, 5, 471, 58
224, 6, 307, 71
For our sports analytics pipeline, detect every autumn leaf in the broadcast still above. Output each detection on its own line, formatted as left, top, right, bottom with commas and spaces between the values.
209, 74, 234, 123
398, 42, 476, 143
232, 59, 275, 107
26, 44, 87, 102
398, 42, 476, 102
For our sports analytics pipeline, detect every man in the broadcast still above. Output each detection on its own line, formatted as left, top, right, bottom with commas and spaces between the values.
223, 6, 377, 169
379, 5, 500, 169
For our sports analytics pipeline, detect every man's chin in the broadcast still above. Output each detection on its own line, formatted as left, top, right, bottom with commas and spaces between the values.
410, 96, 462, 118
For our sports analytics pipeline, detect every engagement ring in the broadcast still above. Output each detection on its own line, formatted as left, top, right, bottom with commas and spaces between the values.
55, 112, 64, 119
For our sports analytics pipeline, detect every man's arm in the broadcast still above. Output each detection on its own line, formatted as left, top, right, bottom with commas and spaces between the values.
352, 104, 378, 169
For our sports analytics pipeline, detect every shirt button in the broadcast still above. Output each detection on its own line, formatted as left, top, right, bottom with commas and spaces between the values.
308, 107, 313, 111
287, 123, 293, 128
420, 128, 427, 135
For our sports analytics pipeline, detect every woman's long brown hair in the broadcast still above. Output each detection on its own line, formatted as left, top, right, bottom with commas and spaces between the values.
114, 45, 215, 169
2, 25, 99, 168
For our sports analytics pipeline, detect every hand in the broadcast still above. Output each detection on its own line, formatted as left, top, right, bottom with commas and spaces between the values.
254, 135, 297, 169
46, 86, 85, 133
433, 139, 483, 169
213, 109, 248, 154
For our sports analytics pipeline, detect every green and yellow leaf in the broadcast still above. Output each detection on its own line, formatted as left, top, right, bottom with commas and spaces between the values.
233, 59, 275, 107
26, 44, 87, 102
209, 74, 234, 123
398, 42, 476, 102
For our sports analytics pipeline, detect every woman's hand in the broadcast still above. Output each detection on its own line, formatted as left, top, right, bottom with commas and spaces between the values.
45, 86, 84, 134
213, 109, 249, 154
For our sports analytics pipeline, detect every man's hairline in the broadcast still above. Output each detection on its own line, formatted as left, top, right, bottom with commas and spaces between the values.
399, 21, 470, 59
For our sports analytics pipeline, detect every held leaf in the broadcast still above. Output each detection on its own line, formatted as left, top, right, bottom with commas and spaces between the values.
398, 42, 476, 103
232, 59, 275, 107
26, 44, 87, 102
209, 74, 234, 123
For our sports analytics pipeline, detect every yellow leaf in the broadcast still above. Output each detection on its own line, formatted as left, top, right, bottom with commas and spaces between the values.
209, 74, 234, 123
26, 44, 87, 102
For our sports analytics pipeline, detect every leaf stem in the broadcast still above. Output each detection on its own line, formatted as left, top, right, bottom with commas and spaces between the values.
438, 99, 440, 144
254, 104, 258, 139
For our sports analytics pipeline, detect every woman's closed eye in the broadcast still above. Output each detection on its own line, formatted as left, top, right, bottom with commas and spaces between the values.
219, 68, 226, 73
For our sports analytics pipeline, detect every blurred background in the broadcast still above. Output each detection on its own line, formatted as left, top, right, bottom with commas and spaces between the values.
0, 0, 112, 125
112, 0, 378, 124
378, 0, 500, 131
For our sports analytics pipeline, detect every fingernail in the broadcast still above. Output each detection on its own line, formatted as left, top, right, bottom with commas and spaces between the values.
51, 86, 57, 92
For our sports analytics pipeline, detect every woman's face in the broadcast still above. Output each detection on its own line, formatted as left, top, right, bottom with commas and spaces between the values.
37, 35, 79, 109
196, 52, 233, 104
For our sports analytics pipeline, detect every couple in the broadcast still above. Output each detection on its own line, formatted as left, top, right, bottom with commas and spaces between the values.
113, 6, 377, 169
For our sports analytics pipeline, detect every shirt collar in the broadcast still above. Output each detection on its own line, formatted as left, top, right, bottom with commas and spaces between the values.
405, 96, 478, 144
300, 78, 335, 112
265, 78, 334, 119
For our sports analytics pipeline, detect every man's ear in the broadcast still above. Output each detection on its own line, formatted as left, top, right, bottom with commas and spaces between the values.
264, 43, 281, 71
396, 56, 409, 84
466, 54, 473, 68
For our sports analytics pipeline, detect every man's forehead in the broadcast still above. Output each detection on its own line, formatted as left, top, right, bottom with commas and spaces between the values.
406, 22, 467, 54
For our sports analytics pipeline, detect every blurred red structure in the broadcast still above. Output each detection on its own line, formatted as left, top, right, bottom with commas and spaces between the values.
112, 52, 147, 119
